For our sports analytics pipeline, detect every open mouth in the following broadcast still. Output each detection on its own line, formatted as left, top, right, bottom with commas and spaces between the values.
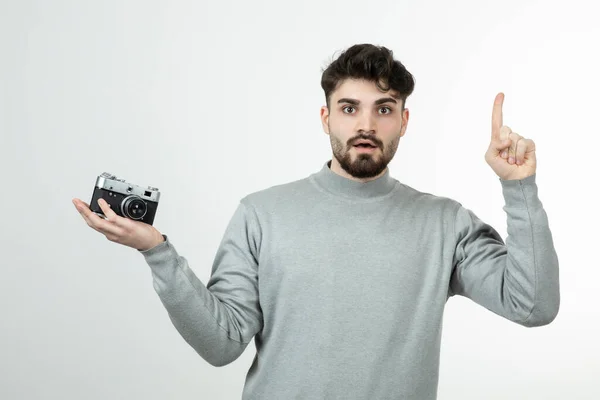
353, 140, 379, 152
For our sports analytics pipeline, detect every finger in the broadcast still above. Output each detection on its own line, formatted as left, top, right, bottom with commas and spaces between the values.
74, 199, 106, 222
491, 92, 504, 137
498, 129, 521, 159
499, 125, 511, 142
73, 199, 96, 221
495, 126, 512, 154
88, 212, 123, 237
512, 136, 527, 165
73, 199, 122, 236
73, 199, 91, 219
97, 198, 119, 222
506, 133, 521, 164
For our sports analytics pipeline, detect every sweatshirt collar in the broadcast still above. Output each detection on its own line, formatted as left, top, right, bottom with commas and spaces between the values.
311, 160, 398, 200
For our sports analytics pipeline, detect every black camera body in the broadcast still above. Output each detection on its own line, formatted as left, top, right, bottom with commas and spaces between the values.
89, 172, 161, 225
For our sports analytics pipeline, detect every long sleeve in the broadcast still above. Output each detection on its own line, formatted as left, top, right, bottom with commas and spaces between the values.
139, 200, 264, 366
449, 174, 560, 327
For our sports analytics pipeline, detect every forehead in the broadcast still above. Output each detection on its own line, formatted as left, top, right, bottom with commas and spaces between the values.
332, 78, 400, 102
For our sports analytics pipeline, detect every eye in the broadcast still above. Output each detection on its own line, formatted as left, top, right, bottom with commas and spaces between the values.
379, 106, 392, 114
342, 106, 355, 114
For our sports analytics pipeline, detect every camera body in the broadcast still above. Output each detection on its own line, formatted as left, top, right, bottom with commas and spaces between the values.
89, 172, 160, 225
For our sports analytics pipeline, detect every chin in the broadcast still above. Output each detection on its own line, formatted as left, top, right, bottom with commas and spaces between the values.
346, 156, 388, 178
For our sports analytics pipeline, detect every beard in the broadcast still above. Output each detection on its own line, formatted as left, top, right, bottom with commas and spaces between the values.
329, 130, 400, 179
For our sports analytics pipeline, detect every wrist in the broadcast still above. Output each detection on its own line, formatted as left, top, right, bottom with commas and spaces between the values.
151, 231, 165, 248
138, 231, 165, 252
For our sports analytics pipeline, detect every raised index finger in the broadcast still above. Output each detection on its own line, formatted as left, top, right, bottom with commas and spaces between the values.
492, 92, 504, 137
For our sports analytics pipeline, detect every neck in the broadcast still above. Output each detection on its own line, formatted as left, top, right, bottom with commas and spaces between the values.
310, 159, 398, 201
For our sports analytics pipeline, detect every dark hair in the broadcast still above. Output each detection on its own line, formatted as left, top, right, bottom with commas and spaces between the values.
320, 43, 415, 109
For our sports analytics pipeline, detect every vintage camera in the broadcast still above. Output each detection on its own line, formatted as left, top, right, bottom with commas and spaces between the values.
89, 172, 161, 225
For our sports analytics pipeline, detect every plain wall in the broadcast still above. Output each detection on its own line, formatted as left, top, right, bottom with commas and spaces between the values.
1, 0, 598, 399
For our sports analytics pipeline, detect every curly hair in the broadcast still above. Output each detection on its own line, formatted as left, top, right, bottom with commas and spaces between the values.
321, 44, 415, 109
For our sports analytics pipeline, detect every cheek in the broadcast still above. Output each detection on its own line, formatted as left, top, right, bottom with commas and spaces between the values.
332, 118, 353, 133
383, 120, 403, 137
329, 120, 352, 139
381, 118, 401, 130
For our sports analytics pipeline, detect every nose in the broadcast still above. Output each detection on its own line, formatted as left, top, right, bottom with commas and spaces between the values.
356, 111, 376, 133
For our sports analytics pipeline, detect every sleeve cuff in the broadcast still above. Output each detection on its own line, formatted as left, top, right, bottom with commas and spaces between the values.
499, 173, 540, 208
499, 173, 536, 186
138, 234, 180, 265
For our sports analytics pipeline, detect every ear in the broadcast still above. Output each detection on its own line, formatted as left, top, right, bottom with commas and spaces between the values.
320, 105, 330, 135
399, 108, 410, 137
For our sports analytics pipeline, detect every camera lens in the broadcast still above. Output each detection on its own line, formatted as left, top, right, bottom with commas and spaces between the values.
121, 195, 147, 220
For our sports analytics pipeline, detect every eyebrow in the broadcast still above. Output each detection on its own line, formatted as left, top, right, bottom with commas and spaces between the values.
337, 97, 398, 106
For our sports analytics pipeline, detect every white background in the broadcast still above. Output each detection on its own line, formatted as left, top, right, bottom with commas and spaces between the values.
1, 0, 598, 399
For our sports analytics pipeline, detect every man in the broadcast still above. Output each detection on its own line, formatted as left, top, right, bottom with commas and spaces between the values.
72, 43, 560, 399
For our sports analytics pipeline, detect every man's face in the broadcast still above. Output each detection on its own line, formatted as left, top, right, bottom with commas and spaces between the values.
320, 78, 409, 180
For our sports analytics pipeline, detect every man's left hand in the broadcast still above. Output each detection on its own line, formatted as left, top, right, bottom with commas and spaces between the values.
485, 92, 537, 181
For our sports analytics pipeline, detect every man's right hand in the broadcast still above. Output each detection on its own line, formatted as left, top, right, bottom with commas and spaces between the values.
72, 197, 165, 251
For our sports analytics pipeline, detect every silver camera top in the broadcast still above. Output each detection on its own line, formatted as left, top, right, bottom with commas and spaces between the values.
95, 172, 160, 202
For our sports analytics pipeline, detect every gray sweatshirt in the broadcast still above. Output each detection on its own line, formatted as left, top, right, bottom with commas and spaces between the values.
140, 160, 560, 400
